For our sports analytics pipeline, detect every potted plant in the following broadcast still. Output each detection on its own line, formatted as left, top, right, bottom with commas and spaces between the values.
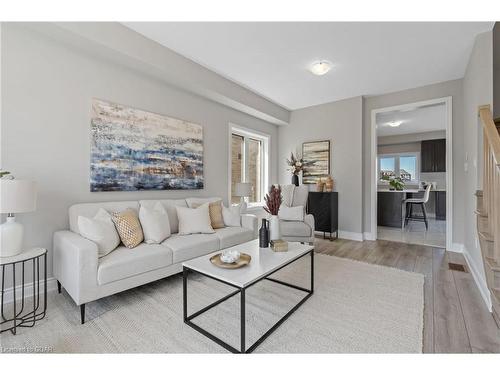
264, 185, 282, 240
382, 175, 405, 191
286, 153, 304, 186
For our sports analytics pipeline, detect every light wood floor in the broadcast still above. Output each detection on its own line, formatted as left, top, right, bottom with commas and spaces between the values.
314, 237, 500, 353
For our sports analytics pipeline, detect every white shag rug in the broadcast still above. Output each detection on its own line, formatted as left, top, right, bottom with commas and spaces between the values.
0, 254, 424, 353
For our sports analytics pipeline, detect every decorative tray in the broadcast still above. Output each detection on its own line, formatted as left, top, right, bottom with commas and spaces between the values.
210, 253, 251, 269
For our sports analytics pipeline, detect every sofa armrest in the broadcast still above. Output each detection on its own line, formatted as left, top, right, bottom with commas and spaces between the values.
53, 230, 99, 305
241, 214, 258, 238
304, 214, 315, 231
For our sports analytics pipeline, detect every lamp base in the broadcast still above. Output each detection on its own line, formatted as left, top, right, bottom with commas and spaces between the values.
0, 216, 24, 257
239, 197, 248, 214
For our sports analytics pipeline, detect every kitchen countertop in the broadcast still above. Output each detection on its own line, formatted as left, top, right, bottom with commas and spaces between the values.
377, 188, 447, 193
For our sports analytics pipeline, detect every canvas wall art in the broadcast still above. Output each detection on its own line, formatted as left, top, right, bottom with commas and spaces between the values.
302, 140, 330, 184
90, 99, 203, 192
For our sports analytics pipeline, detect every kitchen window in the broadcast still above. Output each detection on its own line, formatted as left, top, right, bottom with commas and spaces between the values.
378, 152, 420, 183
230, 125, 269, 206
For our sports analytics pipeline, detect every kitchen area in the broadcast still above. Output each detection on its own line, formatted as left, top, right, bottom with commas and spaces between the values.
376, 103, 447, 248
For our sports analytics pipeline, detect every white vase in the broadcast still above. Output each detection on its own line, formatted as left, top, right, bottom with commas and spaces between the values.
269, 215, 281, 241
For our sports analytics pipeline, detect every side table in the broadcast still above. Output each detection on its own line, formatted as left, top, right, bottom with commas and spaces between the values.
1, 248, 47, 335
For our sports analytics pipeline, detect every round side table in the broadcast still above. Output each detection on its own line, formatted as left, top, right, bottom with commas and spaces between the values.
0, 248, 48, 335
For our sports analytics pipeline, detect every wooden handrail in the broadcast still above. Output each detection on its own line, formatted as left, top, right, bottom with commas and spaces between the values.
478, 105, 500, 166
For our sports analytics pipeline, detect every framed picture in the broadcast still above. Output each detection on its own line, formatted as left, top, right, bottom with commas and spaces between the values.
90, 99, 204, 192
302, 140, 330, 184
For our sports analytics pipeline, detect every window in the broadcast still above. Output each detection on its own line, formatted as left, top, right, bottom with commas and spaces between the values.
378, 152, 419, 183
230, 126, 269, 205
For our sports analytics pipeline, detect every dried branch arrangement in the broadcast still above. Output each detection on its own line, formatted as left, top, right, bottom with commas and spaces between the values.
264, 185, 282, 216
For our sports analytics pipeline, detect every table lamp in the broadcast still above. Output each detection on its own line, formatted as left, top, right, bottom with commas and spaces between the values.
0, 179, 37, 257
234, 182, 253, 213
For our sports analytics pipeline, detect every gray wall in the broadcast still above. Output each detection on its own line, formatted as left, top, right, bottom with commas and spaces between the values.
363, 79, 465, 243
278, 96, 364, 237
462, 31, 493, 285
1, 24, 279, 283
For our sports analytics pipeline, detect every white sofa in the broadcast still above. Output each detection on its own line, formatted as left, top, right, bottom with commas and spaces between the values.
53, 198, 257, 323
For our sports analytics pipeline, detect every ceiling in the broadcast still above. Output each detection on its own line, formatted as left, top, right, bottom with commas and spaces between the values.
376, 103, 446, 137
124, 22, 493, 110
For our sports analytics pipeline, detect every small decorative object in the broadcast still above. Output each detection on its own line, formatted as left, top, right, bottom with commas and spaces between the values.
324, 176, 334, 192
382, 175, 405, 191
210, 252, 251, 269
316, 178, 324, 192
259, 218, 270, 248
270, 239, 288, 252
302, 140, 331, 184
264, 185, 282, 241
286, 152, 305, 186
233, 182, 253, 213
220, 249, 241, 263
90, 99, 203, 192
0, 177, 37, 257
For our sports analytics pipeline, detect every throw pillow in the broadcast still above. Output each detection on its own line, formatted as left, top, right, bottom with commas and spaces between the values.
191, 200, 225, 229
222, 204, 241, 227
111, 208, 144, 248
176, 203, 215, 235
139, 202, 171, 244
78, 208, 120, 257
278, 205, 305, 221
185, 197, 222, 208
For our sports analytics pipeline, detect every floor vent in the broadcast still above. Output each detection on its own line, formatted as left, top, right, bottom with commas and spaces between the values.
448, 263, 467, 272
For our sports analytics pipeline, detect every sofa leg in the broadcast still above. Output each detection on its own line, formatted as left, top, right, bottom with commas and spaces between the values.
57, 280, 62, 294
80, 304, 86, 324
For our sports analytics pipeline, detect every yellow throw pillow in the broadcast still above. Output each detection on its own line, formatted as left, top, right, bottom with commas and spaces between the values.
192, 200, 225, 229
111, 209, 144, 248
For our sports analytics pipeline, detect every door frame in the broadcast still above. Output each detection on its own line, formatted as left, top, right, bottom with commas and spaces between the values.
369, 96, 453, 250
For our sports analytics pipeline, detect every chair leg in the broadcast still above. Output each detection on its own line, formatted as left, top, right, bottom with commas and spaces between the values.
57, 280, 61, 294
421, 203, 428, 230
404, 203, 410, 226
80, 304, 86, 324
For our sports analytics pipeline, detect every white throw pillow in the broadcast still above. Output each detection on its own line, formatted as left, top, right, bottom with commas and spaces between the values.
139, 202, 171, 244
222, 204, 241, 227
176, 203, 215, 235
78, 208, 120, 257
278, 205, 305, 221
185, 197, 222, 208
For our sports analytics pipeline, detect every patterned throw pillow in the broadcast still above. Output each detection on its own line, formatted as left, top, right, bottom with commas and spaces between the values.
111, 209, 144, 248
191, 200, 225, 229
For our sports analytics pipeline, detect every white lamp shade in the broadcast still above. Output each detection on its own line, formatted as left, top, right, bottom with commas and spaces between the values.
234, 182, 253, 197
0, 180, 37, 213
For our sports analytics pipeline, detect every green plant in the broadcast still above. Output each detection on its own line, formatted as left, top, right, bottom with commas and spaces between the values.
382, 175, 405, 190
0, 170, 11, 179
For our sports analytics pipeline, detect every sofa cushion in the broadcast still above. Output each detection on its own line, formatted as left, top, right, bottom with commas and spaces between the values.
139, 199, 187, 234
97, 243, 173, 285
280, 221, 312, 237
185, 197, 222, 208
215, 227, 254, 249
69, 201, 139, 234
162, 233, 219, 263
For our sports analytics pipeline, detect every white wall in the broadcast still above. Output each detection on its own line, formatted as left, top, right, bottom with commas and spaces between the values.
462, 31, 493, 304
363, 79, 465, 244
1, 24, 279, 284
278, 96, 364, 238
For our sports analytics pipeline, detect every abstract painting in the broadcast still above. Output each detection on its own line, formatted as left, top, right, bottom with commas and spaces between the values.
302, 140, 330, 184
90, 99, 203, 192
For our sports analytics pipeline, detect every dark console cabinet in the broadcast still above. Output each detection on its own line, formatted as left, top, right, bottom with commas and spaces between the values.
307, 191, 338, 240
421, 139, 446, 172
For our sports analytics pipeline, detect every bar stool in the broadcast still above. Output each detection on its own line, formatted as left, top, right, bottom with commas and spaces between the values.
403, 184, 432, 230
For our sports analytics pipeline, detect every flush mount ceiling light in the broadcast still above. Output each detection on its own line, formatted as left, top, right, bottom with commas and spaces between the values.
310, 61, 332, 76
387, 121, 403, 127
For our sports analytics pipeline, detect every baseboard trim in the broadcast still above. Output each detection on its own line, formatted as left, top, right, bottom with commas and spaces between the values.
363, 232, 376, 241
1, 277, 58, 305
449, 243, 465, 253
462, 247, 492, 312
338, 231, 364, 242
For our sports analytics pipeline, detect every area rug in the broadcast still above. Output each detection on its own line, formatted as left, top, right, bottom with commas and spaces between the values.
0, 254, 424, 353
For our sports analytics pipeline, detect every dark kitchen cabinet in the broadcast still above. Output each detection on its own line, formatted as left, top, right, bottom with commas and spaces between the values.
307, 192, 338, 240
421, 139, 446, 172
435, 191, 446, 220
377, 192, 405, 227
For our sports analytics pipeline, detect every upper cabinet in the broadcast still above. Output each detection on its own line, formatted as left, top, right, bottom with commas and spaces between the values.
421, 139, 446, 172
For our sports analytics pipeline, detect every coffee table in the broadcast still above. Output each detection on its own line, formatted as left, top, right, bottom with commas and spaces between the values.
182, 239, 314, 353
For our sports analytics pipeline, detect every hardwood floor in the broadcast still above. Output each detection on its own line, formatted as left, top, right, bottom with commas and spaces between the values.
314, 237, 500, 353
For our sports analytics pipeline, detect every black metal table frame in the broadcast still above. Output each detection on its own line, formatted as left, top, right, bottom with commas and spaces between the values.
1, 250, 47, 335
183, 250, 314, 353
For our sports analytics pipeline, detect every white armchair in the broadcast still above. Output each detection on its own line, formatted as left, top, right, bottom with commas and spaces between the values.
279, 185, 315, 244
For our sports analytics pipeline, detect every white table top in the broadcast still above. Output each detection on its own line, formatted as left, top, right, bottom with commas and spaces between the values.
182, 239, 314, 288
0, 248, 47, 265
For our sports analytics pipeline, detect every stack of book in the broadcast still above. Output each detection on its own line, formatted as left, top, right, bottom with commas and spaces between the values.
270, 240, 288, 252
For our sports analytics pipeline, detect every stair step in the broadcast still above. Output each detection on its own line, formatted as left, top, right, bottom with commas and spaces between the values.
485, 257, 500, 272
479, 231, 494, 242
475, 209, 488, 217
